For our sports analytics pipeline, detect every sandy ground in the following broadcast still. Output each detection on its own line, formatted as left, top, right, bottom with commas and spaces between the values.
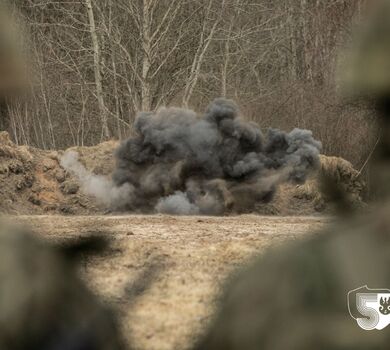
11, 215, 329, 350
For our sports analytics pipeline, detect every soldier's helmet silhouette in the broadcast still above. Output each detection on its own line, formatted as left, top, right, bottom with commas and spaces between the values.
193, 212, 390, 350
341, 0, 390, 98
0, 3, 26, 98
193, 1, 390, 349
0, 224, 127, 350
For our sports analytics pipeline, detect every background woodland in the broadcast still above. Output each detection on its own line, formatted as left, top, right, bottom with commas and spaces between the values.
2, 0, 376, 174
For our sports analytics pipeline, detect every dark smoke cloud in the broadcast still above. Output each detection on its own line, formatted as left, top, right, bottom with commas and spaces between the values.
112, 98, 322, 215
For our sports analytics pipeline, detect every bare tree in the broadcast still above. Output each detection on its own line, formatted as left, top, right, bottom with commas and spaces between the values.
5, 0, 374, 173
182, 0, 225, 106
85, 0, 110, 139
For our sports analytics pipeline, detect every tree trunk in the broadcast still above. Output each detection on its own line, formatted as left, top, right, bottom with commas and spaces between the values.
85, 0, 110, 139
182, 0, 223, 107
0, 99, 8, 131
141, 0, 152, 111
221, 20, 233, 97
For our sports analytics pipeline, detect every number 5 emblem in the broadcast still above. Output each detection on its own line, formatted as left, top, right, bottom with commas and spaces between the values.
348, 285, 390, 330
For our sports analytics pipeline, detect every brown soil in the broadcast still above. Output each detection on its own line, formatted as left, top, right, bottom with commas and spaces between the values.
0, 131, 364, 216
10, 214, 329, 350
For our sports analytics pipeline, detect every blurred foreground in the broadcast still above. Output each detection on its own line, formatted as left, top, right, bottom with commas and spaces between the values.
0, 221, 126, 350
8, 214, 326, 350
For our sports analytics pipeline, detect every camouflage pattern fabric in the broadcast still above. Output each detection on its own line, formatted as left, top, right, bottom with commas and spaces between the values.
194, 2, 390, 348
341, 0, 390, 98
0, 224, 127, 350
0, 3, 26, 97
193, 208, 390, 350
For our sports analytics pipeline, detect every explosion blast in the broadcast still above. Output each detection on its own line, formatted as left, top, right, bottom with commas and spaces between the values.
62, 98, 321, 215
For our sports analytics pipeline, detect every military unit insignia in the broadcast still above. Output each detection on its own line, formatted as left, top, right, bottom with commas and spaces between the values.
348, 286, 390, 330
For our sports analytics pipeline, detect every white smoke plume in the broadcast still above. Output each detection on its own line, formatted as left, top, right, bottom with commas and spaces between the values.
156, 191, 200, 215
60, 151, 133, 209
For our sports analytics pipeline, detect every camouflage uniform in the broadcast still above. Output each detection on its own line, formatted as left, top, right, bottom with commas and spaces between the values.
0, 3, 26, 131
0, 224, 127, 350
0, 6, 126, 349
193, 210, 390, 350
341, 0, 390, 99
193, 1, 390, 349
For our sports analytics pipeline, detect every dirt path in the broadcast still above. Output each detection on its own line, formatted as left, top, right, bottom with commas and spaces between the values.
11, 215, 329, 350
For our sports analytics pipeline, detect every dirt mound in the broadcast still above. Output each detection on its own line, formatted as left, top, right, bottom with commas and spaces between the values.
0, 132, 99, 214
0, 132, 364, 215
67, 141, 119, 176
289, 155, 365, 212
249, 156, 365, 215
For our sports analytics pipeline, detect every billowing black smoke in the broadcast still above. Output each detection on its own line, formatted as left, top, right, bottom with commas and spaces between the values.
112, 98, 321, 215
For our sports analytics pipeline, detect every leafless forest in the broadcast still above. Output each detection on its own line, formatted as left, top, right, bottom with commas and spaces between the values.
2, 0, 375, 171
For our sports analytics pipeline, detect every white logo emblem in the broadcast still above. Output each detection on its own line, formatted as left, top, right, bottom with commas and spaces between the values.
348, 285, 390, 330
